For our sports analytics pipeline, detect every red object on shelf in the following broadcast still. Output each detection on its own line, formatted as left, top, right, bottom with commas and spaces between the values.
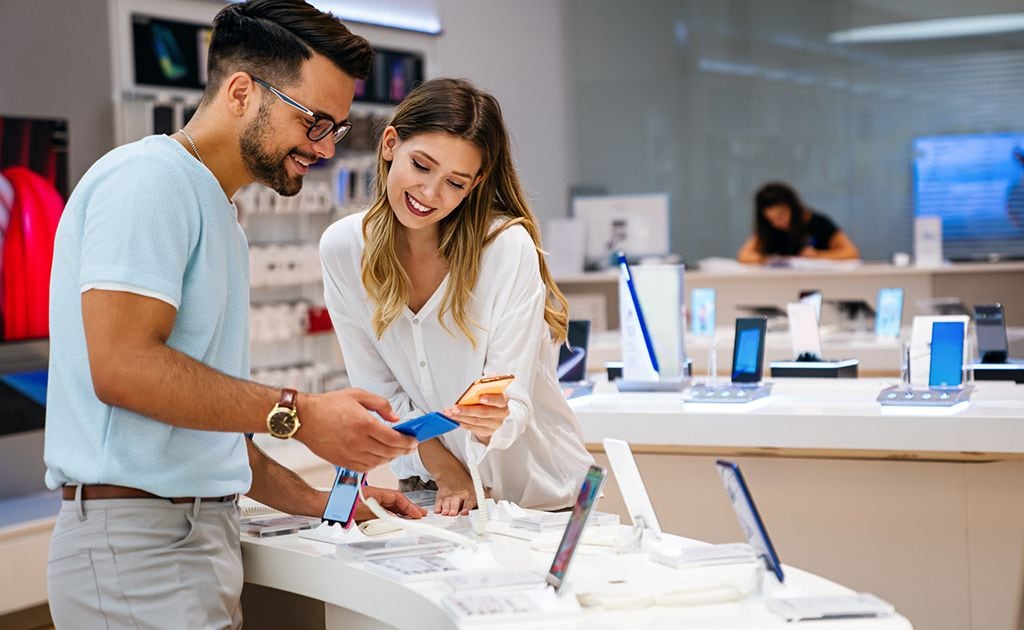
2, 166, 64, 340
306, 305, 334, 334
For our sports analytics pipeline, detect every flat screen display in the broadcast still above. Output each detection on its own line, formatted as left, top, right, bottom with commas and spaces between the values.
874, 288, 904, 338
928, 321, 965, 388
546, 465, 605, 591
132, 14, 211, 90
913, 131, 1024, 261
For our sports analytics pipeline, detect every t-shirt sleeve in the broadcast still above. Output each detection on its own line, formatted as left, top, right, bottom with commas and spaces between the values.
809, 212, 839, 250
78, 155, 200, 307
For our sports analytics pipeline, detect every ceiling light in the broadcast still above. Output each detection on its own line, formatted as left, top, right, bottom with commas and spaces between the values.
829, 13, 1024, 43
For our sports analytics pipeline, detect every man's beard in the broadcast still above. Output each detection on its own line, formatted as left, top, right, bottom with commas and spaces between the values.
239, 101, 304, 197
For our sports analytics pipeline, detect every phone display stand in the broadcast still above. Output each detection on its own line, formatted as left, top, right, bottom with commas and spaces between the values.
769, 358, 859, 379
877, 384, 974, 407
971, 360, 1024, 384
616, 376, 688, 393
616, 259, 689, 392
684, 382, 773, 404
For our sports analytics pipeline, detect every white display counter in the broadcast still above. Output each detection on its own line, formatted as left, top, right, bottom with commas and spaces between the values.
241, 525, 912, 629
570, 378, 1024, 630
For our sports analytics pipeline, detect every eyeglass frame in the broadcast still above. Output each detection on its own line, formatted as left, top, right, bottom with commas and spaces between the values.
251, 76, 353, 144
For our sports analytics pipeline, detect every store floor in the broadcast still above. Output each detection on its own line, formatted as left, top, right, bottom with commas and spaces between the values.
0, 603, 52, 630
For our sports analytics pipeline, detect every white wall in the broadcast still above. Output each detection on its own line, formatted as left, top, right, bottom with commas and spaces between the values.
433, 0, 575, 222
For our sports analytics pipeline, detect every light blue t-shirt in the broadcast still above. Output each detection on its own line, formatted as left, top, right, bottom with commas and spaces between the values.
44, 135, 252, 497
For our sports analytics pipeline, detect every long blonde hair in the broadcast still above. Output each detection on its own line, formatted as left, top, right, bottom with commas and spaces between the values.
361, 78, 569, 346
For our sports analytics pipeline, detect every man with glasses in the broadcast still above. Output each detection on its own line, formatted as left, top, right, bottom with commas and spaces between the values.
44, 2, 423, 627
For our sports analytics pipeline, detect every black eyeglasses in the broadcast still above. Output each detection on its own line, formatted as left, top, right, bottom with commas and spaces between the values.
252, 77, 352, 143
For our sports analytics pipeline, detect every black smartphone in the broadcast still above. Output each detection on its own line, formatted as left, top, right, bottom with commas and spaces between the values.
974, 304, 1008, 364
322, 467, 364, 528
731, 316, 768, 384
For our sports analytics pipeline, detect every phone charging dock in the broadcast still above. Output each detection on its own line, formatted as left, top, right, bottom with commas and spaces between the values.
684, 382, 773, 404
971, 361, 1024, 384
877, 385, 974, 407
769, 359, 859, 379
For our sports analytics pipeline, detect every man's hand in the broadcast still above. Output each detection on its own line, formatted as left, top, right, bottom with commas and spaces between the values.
298, 389, 417, 472
353, 486, 427, 522
444, 393, 509, 444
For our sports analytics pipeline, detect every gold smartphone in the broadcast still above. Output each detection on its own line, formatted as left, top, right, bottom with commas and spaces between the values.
456, 374, 515, 406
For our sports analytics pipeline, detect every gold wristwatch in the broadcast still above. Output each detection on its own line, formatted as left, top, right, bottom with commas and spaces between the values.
267, 388, 300, 439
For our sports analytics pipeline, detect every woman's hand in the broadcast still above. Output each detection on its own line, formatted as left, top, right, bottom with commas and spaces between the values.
433, 460, 479, 516
444, 392, 510, 444
798, 245, 818, 258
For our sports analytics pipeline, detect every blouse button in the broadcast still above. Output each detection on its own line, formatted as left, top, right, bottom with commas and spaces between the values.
413, 318, 419, 325
419, 361, 426, 367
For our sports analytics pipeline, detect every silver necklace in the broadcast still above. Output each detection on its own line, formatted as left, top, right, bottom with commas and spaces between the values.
177, 128, 204, 165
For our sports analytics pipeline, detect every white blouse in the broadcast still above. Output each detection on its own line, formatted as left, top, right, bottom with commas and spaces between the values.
320, 212, 594, 510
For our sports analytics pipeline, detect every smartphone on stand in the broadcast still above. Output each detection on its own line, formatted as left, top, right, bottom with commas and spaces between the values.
928, 321, 966, 388
974, 304, 1008, 364
731, 317, 768, 384
323, 467, 365, 528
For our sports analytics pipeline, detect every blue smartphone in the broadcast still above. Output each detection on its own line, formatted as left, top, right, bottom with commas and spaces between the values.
715, 460, 784, 583
929, 321, 965, 388
322, 467, 364, 528
731, 317, 767, 383
874, 288, 904, 338
616, 252, 660, 373
393, 412, 459, 442
691, 288, 716, 337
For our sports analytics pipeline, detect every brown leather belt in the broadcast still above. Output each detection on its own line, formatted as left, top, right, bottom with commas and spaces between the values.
62, 484, 236, 504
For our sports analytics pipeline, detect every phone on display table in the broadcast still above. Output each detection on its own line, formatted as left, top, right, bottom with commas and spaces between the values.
928, 320, 965, 388
456, 374, 515, 406
874, 287, 904, 339
546, 465, 607, 592
974, 304, 1008, 364
323, 467, 365, 528
731, 317, 768, 384
715, 460, 784, 583
393, 412, 459, 442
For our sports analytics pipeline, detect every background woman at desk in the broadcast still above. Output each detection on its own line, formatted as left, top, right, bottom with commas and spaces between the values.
737, 182, 860, 263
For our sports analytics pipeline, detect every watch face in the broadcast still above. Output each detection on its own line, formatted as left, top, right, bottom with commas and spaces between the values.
269, 410, 296, 435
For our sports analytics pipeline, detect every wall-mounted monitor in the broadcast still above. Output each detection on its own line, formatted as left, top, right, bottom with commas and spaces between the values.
913, 131, 1024, 261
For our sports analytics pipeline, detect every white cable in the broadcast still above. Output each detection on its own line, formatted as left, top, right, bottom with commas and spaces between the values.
466, 437, 489, 536
357, 484, 478, 550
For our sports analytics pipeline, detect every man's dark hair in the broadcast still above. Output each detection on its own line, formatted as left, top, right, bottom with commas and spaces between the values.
205, 0, 373, 97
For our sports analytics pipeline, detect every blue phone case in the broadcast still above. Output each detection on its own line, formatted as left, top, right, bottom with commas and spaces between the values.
393, 412, 459, 442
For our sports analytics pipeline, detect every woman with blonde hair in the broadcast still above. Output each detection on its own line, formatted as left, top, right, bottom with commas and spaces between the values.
320, 78, 593, 513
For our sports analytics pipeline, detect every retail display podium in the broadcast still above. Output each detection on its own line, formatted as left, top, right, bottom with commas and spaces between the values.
572, 378, 1024, 630
241, 526, 912, 629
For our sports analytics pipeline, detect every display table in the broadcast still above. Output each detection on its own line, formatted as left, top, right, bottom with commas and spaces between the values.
241, 526, 912, 629
570, 379, 1024, 630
